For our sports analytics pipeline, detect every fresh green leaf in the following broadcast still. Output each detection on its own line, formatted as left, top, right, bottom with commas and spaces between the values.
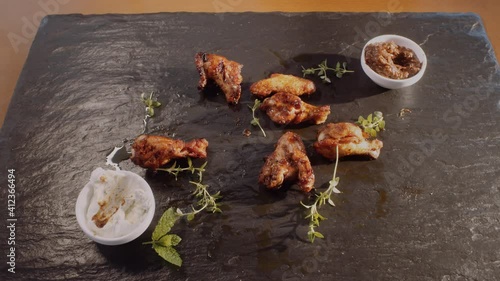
157, 234, 182, 247
153, 245, 183, 267
314, 231, 325, 238
328, 198, 335, 206
355, 111, 386, 137
152, 208, 179, 241
147, 107, 154, 117
379, 120, 386, 129
140, 92, 162, 134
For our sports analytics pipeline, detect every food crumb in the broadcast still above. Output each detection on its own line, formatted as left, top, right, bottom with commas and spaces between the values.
398, 108, 412, 118
243, 129, 251, 137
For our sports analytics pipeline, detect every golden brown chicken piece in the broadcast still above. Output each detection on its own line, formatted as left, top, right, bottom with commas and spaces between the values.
260, 92, 330, 125
250, 74, 316, 98
195, 52, 243, 104
314, 123, 383, 159
131, 135, 208, 170
259, 132, 315, 192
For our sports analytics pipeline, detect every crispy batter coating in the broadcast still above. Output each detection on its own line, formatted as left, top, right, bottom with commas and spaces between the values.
259, 132, 315, 192
314, 123, 383, 160
260, 92, 330, 125
250, 73, 316, 98
195, 52, 243, 104
131, 135, 208, 170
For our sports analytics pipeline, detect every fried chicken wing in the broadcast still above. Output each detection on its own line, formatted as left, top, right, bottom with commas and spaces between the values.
260, 92, 330, 125
259, 132, 315, 192
314, 123, 383, 159
195, 52, 243, 104
250, 74, 316, 98
131, 135, 208, 170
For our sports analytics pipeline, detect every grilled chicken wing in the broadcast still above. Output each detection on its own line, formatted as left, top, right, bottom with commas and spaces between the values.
259, 132, 315, 192
131, 135, 208, 170
195, 52, 243, 104
250, 73, 316, 98
314, 123, 383, 159
260, 92, 330, 125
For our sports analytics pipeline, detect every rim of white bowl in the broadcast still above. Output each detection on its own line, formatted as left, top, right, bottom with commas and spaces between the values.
75, 169, 155, 246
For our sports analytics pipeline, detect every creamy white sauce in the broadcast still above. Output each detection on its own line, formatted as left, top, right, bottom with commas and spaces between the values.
86, 168, 150, 238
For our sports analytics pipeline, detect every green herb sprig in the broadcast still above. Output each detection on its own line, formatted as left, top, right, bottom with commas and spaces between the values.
146, 158, 222, 267
141, 92, 162, 117
140, 92, 161, 133
157, 158, 205, 180
248, 99, 266, 137
302, 60, 353, 83
356, 111, 386, 137
157, 158, 222, 217
143, 208, 183, 267
300, 146, 341, 243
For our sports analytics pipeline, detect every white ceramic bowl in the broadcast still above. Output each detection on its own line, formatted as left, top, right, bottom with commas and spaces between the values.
361, 34, 427, 89
75, 168, 155, 246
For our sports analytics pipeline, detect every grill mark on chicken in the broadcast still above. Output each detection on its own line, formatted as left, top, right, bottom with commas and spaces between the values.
250, 73, 316, 98
130, 135, 208, 170
314, 122, 383, 160
195, 52, 243, 104
259, 131, 315, 192
260, 92, 330, 125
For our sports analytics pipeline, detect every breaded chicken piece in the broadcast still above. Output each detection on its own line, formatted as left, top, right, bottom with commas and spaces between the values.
195, 52, 243, 104
314, 123, 383, 159
131, 135, 208, 170
260, 92, 330, 125
259, 132, 315, 192
250, 73, 316, 98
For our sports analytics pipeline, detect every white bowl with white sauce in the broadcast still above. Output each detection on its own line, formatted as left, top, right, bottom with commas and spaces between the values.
75, 168, 155, 245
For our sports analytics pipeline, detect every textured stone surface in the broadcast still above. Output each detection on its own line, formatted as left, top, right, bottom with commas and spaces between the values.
1, 12, 500, 280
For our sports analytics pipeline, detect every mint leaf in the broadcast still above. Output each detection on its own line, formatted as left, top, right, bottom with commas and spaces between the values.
152, 208, 179, 241
153, 245, 182, 267
157, 234, 182, 247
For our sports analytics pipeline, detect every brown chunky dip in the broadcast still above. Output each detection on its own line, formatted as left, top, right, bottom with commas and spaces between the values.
365, 41, 422, 79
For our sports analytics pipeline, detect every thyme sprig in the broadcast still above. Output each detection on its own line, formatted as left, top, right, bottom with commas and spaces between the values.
248, 99, 267, 137
356, 111, 386, 137
300, 146, 341, 243
140, 92, 161, 133
302, 59, 353, 83
157, 158, 205, 180
147, 158, 222, 266
157, 158, 221, 217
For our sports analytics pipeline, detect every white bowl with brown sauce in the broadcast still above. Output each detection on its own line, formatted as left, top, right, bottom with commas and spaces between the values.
361, 34, 427, 89
75, 168, 155, 245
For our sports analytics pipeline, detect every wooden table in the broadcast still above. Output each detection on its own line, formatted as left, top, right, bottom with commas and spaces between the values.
1, 0, 499, 128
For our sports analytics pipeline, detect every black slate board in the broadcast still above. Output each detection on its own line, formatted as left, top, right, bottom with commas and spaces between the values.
1, 12, 500, 281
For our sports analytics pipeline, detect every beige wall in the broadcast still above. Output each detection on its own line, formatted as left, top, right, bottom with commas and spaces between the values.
1, 0, 499, 128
